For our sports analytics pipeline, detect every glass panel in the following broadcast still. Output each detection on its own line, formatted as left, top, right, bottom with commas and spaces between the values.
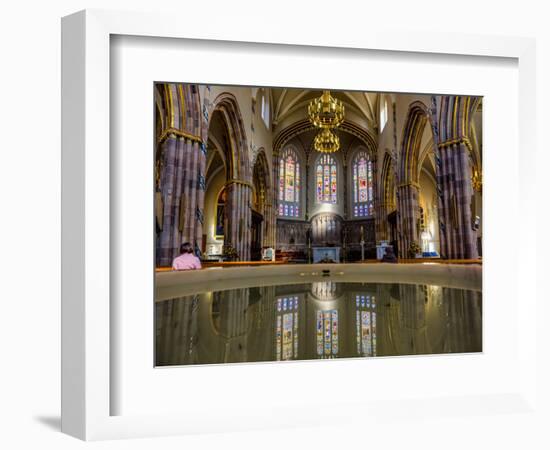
285, 156, 294, 202
276, 315, 282, 360
352, 152, 373, 216
279, 148, 301, 217
353, 164, 358, 203
279, 158, 284, 201
316, 311, 323, 356
331, 165, 337, 203
276, 296, 299, 361
317, 155, 337, 204
295, 162, 300, 204
316, 164, 323, 203
358, 157, 368, 202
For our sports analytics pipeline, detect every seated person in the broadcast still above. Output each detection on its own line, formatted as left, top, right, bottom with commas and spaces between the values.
172, 242, 202, 270
381, 246, 398, 263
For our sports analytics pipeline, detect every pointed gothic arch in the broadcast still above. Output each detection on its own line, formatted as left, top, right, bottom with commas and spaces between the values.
155, 83, 205, 266
207, 93, 252, 260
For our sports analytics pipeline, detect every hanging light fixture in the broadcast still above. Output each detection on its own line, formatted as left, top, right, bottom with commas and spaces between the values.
308, 90, 345, 129
313, 128, 340, 153
308, 90, 344, 153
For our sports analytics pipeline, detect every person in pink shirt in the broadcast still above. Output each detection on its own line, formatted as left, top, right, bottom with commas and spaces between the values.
172, 242, 202, 270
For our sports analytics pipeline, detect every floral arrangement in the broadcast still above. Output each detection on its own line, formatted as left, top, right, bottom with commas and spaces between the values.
223, 244, 239, 261
408, 241, 422, 258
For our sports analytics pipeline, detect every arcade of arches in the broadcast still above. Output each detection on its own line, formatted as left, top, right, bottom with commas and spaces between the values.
155, 84, 482, 267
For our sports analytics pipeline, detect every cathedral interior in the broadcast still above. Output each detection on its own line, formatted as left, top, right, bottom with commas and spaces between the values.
154, 84, 482, 267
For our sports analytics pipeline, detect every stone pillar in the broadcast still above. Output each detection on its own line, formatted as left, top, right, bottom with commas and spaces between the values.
442, 287, 482, 352
371, 158, 382, 243
436, 142, 478, 259
155, 295, 199, 366
397, 182, 420, 258
378, 203, 389, 241
399, 284, 429, 355
224, 181, 253, 261
195, 142, 207, 252
216, 288, 250, 362
244, 185, 252, 261
157, 136, 179, 266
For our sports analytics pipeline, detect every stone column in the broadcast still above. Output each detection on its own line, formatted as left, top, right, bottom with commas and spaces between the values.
378, 203, 389, 241
371, 158, 383, 243
155, 295, 199, 366
157, 136, 179, 266
399, 284, 429, 355
436, 142, 478, 259
194, 142, 207, 252
397, 182, 420, 258
442, 287, 482, 352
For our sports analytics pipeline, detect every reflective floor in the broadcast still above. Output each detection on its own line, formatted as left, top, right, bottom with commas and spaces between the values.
155, 282, 482, 366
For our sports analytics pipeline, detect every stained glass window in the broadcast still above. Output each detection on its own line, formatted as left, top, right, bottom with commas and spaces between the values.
278, 148, 301, 217
316, 154, 337, 204
316, 309, 338, 358
275, 296, 299, 360
352, 151, 374, 217
355, 294, 377, 357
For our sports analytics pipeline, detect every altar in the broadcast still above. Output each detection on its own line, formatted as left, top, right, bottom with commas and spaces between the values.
312, 247, 341, 263
376, 241, 392, 260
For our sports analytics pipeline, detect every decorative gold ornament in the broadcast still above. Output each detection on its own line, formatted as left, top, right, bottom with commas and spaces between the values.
314, 128, 340, 153
472, 169, 482, 192
308, 90, 345, 129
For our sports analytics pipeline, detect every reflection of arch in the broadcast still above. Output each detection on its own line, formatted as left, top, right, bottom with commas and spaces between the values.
400, 101, 430, 184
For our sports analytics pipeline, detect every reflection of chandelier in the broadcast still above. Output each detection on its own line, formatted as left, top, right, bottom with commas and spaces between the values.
308, 91, 345, 129
308, 90, 344, 153
311, 282, 339, 300
313, 128, 340, 153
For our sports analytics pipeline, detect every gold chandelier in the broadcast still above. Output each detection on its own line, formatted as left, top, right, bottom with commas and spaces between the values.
313, 128, 340, 153
308, 90, 344, 153
308, 91, 345, 129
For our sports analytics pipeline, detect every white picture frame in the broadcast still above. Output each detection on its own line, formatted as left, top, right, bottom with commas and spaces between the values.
61, 9, 539, 441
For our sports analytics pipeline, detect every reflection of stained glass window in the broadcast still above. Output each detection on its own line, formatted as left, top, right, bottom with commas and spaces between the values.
316, 154, 337, 204
278, 148, 301, 217
352, 151, 374, 217
275, 296, 299, 361
355, 294, 377, 357
316, 309, 338, 358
